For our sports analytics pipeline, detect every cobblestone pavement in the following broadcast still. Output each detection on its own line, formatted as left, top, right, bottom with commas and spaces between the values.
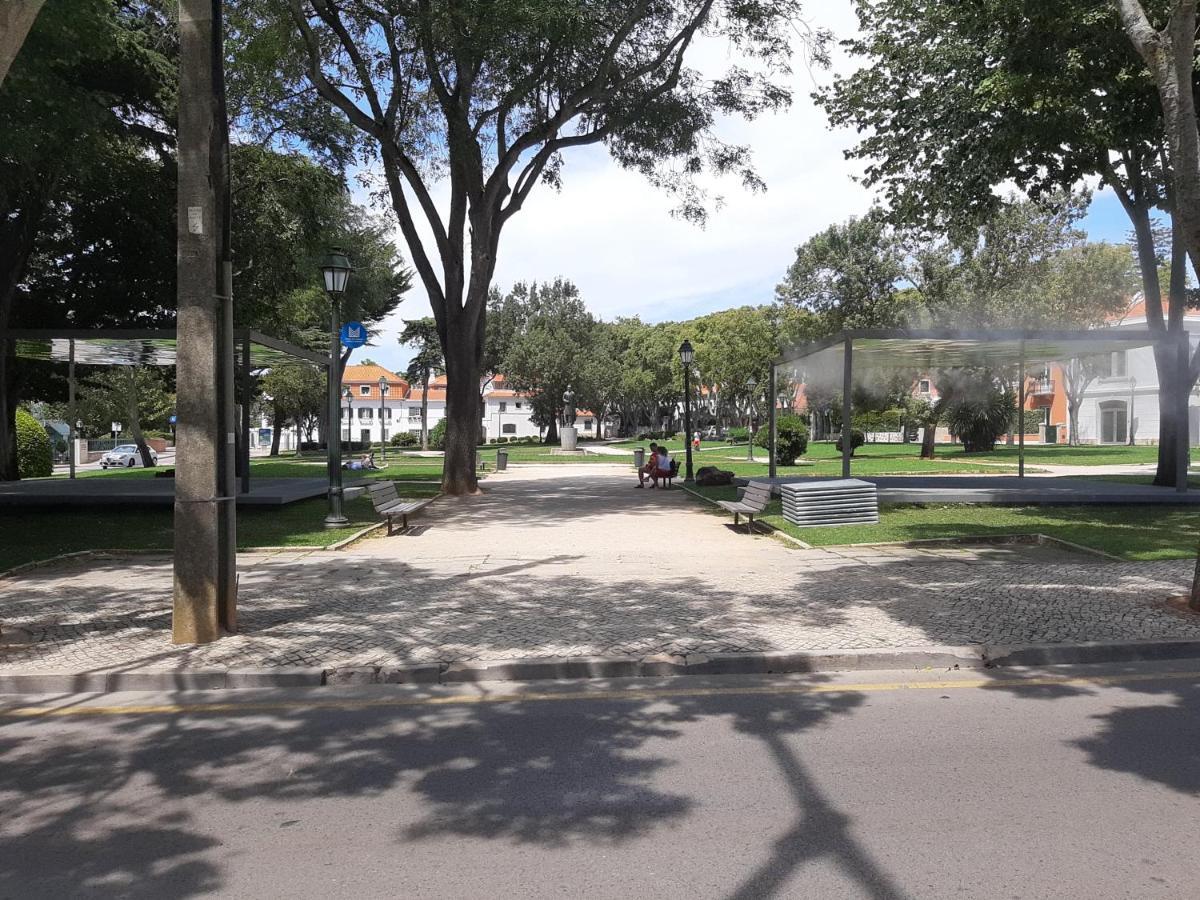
3, 465, 1200, 673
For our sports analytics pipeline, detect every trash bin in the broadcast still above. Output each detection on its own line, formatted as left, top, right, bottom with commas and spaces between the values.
633, 448, 645, 468
497, 449, 508, 471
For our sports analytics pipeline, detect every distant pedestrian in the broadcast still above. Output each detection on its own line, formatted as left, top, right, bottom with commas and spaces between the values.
693, 431, 701, 451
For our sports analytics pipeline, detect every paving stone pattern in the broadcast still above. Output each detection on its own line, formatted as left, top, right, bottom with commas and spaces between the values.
3, 466, 1200, 673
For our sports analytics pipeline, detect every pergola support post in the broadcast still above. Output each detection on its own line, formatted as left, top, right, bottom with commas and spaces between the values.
841, 337, 853, 479
240, 332, 251, 496
1018, 340, 1025, 479
67, 339, 76, 480
1177, 332, 1190, 493
768, 365, 777, 479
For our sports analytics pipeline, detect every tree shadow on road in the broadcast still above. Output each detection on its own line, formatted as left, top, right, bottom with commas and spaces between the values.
0, 674, 920, 898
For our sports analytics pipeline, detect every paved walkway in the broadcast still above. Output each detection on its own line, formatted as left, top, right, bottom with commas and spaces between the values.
2, 465, 1200, 674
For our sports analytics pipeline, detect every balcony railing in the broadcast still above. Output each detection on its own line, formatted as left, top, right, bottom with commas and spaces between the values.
1031, 378, 1054, 397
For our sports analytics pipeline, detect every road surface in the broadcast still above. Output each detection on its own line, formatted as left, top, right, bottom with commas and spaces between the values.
2, 663, 1198, 898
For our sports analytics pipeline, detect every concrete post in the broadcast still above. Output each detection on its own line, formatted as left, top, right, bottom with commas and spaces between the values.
172, 0, 231, 644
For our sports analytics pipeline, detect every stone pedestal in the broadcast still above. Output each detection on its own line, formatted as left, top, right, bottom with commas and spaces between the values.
560, 426, 578, 451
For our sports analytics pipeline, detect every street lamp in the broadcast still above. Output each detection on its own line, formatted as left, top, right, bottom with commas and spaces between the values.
321, 249, 353, 527
342, 386, 352, 443
679, 340, 695, 483
378, 375, 389, 461
746, 375, 758, 462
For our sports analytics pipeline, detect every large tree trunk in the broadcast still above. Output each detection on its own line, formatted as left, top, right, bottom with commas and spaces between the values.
441, 340, 480, 494
0, 0, 44, 88
122, 368, 155, 467
269, 409, 283, 456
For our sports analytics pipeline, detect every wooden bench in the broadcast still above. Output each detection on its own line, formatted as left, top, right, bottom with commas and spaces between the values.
717, 481, 771, 532
366, 481, 433, 535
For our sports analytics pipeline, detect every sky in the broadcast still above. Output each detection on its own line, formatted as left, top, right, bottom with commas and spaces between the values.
350, 3, 1136, 378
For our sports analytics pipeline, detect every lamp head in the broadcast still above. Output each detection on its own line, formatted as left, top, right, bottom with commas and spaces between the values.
319, 249, 354, 296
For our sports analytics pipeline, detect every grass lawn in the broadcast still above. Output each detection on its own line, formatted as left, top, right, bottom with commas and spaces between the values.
2, 461, 446, 572
687, 484, 1199, 561
0, 480, 445, 573
44, 456, 445, 482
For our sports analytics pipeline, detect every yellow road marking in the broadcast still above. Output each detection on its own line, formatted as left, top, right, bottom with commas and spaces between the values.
1, 669, 1197, 719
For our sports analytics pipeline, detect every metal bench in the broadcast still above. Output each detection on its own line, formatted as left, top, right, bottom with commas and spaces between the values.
716, 481, 771, 532
652, 458, 680, 488
366, 481, 433, 535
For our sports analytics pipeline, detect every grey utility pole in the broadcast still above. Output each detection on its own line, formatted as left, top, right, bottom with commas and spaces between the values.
172, 0, 236, 643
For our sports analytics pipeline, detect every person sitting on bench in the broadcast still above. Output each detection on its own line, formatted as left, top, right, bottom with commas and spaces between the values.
638, 444, 672, 488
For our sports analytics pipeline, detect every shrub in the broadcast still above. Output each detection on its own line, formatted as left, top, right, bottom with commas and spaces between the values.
834, 429, 865, 456
16, 407, 52, 478
946, 386, 1014, 453
754, 415, 809, 465
389, 431, 418, 447
727, 426, 749, 443
429, 418, 447, 450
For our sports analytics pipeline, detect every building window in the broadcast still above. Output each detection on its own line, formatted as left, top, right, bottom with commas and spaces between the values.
515, 402, 522, 409
1095, 351, 1127, 378
499, 401, 507, 412
359, 408, 373, 420
584, 419, 593, 428
918, 379, 930, 394
502, 423, 517, 434
1099, 400, 1128, 444
359, 385, 370, 396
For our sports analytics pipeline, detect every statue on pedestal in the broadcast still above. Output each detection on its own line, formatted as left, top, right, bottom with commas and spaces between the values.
562, 385, 577, 427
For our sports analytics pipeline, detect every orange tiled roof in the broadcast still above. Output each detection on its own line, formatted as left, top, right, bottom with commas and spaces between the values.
1108, 295, 1200, 323
342, 364, 408, 400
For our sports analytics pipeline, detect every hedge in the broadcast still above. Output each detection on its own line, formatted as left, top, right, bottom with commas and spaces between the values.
16, 407, 52, 478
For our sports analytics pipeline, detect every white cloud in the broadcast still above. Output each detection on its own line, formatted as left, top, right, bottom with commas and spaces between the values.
353, 3, 871, 375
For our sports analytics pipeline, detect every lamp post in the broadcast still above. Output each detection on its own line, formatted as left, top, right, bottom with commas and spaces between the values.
746, 375, 757, 462
378, 375, 389, 461
679, 340, 695, 483
321, 249, 353, 527
342, 387, 352, 444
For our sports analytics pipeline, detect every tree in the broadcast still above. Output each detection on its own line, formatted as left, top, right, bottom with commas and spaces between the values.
819, 0, 1194, 485
776, 209, 914, 331
495, 280, 595, 444
400, 318, 444, 451
259, 364, 325, 453
0, 0, 45, 87
1114, 2, 1200, 283
267, 0, 819, 494
1, 0, 173, 479
76, 367, 174, 466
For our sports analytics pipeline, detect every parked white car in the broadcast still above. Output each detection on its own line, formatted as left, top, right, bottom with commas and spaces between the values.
100, 444, 158, 469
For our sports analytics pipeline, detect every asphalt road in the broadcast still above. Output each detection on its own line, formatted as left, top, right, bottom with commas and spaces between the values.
2, 663, 1198, 899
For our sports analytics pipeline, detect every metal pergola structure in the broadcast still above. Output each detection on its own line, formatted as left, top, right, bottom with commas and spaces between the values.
768, 328, 1189, 493
3, 327, 328, 494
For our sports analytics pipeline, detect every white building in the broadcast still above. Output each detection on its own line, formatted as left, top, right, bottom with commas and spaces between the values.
1069, 299, 1200, 445
269, 365, 611, 447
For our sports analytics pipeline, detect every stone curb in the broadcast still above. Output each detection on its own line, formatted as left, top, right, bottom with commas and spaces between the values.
5, 639, 1200, 693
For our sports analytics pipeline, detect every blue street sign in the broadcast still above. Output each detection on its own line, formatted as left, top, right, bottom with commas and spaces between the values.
168, 414, 177, 425
339, 321, 368, 349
